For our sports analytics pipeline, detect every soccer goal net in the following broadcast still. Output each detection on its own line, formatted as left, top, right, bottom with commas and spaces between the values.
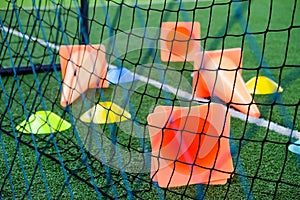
0, 0, 299, 199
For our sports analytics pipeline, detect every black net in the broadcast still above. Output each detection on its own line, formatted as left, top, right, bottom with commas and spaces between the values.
0, 0, 300, 199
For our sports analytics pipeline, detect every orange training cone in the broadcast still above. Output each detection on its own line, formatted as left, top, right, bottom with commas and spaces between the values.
59, 44, 109, 107
192, 48, 260, 118
147, 103, 233, 187
160, 22, 200, 62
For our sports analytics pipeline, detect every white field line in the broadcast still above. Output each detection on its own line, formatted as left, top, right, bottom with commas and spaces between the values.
133, 71, 300, 140
1, 26, 59, 51
2, 25, 300, 139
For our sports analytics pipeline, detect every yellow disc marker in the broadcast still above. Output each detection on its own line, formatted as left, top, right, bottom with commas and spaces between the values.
16, 111, 71, 134
246, 76, 283, 95
80, 102, 131, 124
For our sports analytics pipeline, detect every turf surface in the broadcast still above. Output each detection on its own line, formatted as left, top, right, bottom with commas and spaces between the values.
0, 0, 300, 199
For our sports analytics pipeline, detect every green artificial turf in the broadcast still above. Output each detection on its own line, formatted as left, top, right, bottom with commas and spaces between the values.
0, 0, 300, 199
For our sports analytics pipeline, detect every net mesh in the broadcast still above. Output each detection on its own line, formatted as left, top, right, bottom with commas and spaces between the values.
1, 0, 300, 199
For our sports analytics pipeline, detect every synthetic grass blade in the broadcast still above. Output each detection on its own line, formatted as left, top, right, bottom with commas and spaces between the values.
288, 140, 300, 155
80, 102, 131, 124
246, 76, 283, 95
107, 67, 137, 84
16, 111, 71, 134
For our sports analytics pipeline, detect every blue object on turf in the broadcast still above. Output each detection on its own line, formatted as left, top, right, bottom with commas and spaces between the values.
288, 140, 300, 155
107, 67, 137, 84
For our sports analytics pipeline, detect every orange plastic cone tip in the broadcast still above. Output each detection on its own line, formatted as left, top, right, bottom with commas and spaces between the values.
16, 111, 71, 134
59, 44, 109, 107
192, 48, 260, 118
160, 22, 201, 62
147, 103, 233, 187
246, 76, 283, 95
79, 102, 131, 124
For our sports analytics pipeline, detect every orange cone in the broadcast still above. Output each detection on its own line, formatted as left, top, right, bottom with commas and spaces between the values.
192, 48, 260, 118
59, 44, 109, 107
147, 103, 233, 187
160, 22, 201, 62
